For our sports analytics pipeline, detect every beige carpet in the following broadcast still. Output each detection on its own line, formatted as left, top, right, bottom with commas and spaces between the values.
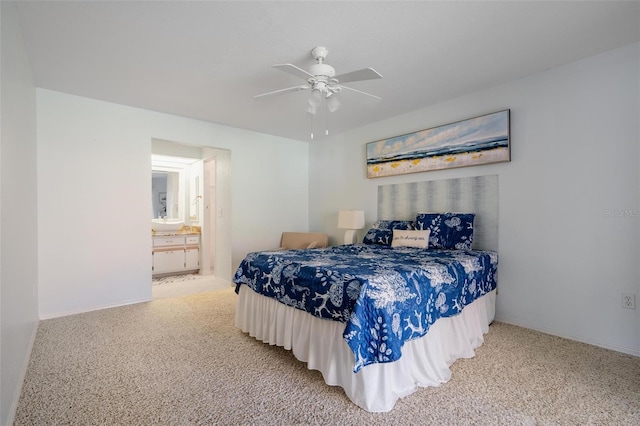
15, 288, 640, 425
152, 275, 231, 300
152, 273, 201, 286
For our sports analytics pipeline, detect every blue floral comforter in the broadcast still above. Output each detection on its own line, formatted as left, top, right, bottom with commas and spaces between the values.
233, 244, 497, 372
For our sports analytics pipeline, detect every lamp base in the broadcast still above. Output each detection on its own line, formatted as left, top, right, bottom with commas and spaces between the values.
343, 229, 358, 245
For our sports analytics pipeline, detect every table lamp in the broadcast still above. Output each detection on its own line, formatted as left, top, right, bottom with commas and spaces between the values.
338, 210, 365, 245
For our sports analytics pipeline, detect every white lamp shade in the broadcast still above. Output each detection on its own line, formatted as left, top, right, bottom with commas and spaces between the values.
338, 210, 365, 230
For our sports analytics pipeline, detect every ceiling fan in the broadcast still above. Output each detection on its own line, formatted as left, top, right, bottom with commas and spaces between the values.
255, 47, 382, 137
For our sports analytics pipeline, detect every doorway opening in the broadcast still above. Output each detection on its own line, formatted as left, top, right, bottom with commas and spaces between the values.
150, 139, 232, 298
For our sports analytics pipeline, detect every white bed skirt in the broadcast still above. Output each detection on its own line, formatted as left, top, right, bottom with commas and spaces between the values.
235, 286, 496, 412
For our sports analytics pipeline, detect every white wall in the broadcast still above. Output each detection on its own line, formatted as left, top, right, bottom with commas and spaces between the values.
309, 44, 640, 356
37, 89, 309, 319
0, 2, 39, 425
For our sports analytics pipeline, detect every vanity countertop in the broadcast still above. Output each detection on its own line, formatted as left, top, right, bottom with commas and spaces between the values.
152, 228, 201, 237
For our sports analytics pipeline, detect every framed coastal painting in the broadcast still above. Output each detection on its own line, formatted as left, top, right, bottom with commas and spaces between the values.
366, 110, 510, 178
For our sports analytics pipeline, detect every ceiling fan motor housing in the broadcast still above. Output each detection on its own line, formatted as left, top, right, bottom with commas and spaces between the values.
309, 63, 335, 78
309, 46, 335, 78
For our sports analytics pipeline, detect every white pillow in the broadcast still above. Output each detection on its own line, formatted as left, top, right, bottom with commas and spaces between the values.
391, 229, 430, 249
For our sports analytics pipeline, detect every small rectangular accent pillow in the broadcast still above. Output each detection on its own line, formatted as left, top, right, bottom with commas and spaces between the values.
415, 212, 475, 249
391, 229, 430, 248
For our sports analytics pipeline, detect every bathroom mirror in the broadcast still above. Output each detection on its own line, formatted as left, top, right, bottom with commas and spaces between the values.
152, 169, 180, 219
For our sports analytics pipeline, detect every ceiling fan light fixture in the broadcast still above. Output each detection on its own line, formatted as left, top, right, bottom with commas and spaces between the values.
307, 89, 322, 114
326, 95, 341, 113
306, 104, 316, 115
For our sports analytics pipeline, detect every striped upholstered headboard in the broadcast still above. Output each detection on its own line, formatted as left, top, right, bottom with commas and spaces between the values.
377, 174, 498, 251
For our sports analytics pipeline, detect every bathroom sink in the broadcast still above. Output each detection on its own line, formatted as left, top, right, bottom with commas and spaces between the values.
152, 218, 184, 232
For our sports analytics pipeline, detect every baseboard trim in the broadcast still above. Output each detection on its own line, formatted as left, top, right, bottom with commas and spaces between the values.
216, 277, 233, 288
495, 318, 640, 358
6, 318, 39, 426
39, 296, 152, 321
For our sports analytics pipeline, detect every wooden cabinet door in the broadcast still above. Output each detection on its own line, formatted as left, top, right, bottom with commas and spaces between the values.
153, 250, 185, 273
185, 247, 199, 270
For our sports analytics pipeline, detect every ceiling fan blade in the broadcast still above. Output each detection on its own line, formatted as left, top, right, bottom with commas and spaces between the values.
273, 63, 314, 80
339, 85, 381, 100
254, 85, 309, 99
334, 67, 382, 84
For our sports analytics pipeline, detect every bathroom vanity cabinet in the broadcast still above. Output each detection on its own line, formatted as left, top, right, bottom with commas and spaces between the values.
152, 234, 200, 275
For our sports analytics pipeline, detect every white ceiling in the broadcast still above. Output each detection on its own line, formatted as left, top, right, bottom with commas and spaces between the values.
15, 1, 640, 142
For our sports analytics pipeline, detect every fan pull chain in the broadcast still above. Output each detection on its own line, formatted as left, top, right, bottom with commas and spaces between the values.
310, 114, 314, 139
325, 102, 329, 136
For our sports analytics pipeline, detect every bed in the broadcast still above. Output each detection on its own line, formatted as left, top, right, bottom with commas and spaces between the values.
233, 209, 498, 412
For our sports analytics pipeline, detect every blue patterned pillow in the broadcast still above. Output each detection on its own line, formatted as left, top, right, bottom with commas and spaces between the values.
362, 220, 416, 245
371, 220, 415, 230
362, 228, 393, 245
415, 212, 475, 249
